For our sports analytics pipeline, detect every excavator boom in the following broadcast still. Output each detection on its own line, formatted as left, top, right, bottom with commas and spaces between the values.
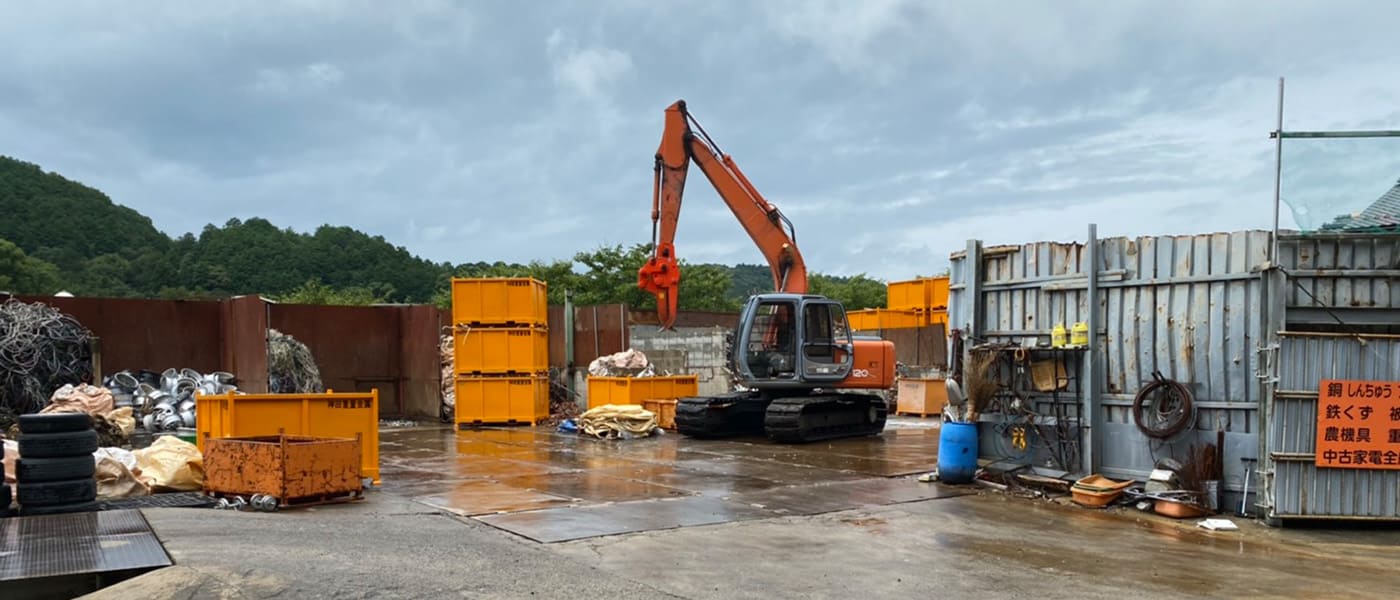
637, 100, 807, 329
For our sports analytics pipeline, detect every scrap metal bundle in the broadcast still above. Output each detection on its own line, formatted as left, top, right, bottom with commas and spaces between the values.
439, 332, 454, 421
267, 329, 324, 394
104, 368, 237, 433
0, 298, 94, 414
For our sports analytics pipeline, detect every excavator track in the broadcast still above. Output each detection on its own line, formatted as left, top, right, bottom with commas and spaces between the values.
763, 393, 887, 443
674, 392, 769, 439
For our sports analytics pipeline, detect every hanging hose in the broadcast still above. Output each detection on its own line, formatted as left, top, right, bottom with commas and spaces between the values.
1132, 371, 1195, 439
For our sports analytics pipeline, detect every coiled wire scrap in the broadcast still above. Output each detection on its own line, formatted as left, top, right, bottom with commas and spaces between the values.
0, 298, 94, 414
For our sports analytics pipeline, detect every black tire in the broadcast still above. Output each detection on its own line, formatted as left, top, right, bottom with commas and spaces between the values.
18, 430, 99, 458
17, 456, 97, 483
0, 483, 11, 510
18, 478, 97, 506
18, 412, 93, 434
19, 500, 98, 516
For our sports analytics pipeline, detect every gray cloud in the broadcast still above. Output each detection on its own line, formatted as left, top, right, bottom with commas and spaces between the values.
2, 1, 1398, 281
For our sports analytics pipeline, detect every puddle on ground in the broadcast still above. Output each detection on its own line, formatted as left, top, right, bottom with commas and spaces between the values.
379, 424, 950, 540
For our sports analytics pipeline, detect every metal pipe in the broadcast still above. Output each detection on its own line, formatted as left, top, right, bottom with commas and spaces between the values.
565, 289, 575, 402
1271, 130, 1400, 138
1271, 77, 1284, 265
1084, 223, 1100, 476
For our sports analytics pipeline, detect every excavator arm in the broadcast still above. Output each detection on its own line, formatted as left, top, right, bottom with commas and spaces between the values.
637, 99, 808, 329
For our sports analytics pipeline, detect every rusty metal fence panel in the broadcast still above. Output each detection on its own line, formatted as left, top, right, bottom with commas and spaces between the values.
1269, 333, 1400, 520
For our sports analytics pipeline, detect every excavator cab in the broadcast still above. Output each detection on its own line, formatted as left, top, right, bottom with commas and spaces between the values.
734, 294, 853, 388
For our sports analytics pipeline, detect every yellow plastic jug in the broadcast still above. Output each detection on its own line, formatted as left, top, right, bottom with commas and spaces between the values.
1071, 321, 1089, 346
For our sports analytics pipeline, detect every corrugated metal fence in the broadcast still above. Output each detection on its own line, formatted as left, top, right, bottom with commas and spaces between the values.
951, 228, 1400, 522
1269, 333, 1400, 519
950, 231, 1269, 495
1261, 233, 1400, 521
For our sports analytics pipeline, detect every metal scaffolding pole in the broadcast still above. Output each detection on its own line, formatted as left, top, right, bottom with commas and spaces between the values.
1271, 78, 1284, 265
1268, 76, 1400, 263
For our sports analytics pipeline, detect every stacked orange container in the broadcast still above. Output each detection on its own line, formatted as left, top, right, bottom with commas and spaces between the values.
450, 278, 550, 426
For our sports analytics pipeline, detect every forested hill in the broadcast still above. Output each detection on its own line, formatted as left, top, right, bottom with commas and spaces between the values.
0, 155, 887, 310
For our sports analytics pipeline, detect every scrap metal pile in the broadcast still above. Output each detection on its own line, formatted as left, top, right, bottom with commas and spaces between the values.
0, 298, 95, 415
267, 328, 324, 394
587, 348, 654, 377
439, 332, 454, 421
102, 368, 238, 434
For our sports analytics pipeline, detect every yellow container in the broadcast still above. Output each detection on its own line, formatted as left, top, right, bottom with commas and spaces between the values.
455, 376, 549, 425
1051, 324, 1068, 347
196, 390, 380, 484
451, 277, 548, 326
847, 308, 926, 331
642, 398, 678, 430
1071, 321, 1089, 347
885, 276, 950, 312
929, 277, 949, 310
886, 279, 931, 312
587, 375, 699, 406
453, 326, 548, 375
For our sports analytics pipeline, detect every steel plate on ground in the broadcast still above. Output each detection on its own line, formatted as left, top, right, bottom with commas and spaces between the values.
473, 496, 773, 543
0, 509, 172, 582
729, 478, 972, 516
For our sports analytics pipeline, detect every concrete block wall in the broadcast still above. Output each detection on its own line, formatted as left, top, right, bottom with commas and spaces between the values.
626, 325, 732, 397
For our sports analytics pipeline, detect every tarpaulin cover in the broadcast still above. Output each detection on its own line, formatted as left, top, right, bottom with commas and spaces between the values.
578, 404, 658, 439
133, 436, 204, 492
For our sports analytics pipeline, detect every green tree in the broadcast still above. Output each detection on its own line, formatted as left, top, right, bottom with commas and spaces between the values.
275, 278, 395, 306
571, 243, 654, 307
73, 253, 135, 297
676, 263, 741, 312
0, 238, 64, 294
809, 273, 887, 310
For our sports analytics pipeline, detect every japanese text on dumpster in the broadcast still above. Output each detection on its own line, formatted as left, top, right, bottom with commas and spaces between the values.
1315, 379, 1400, 470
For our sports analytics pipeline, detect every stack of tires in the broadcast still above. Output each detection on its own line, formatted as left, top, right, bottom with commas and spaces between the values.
1, 441, 11, 518
16, 413, 99, 516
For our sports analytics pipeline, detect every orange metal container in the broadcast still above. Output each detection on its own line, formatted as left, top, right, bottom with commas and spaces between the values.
885, 276, 950, 312
451, 277, 548, 326
453, 326, 548, 375
586, 375, 699, 406
847, 308, 926, 331
195, 390, 380, 483
203, 434, 363, 506
455, 375, 549, 426
642, 399, 678, 430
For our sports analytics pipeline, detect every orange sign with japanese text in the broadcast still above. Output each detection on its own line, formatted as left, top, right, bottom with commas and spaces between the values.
1315, 379, 1400, 469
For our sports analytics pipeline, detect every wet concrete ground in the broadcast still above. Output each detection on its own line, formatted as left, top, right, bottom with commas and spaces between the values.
86, 419, 1400, 599
379, 422, 965, 542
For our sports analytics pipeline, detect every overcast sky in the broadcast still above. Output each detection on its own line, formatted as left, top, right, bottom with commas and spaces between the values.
3, 1, 1398, 279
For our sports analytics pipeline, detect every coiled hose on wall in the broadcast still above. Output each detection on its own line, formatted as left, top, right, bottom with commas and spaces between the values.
1133, 371, 1195, 439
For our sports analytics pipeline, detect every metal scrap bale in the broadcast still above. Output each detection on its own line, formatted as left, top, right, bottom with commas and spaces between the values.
0, 298, 94, 414
267, 329, 324, 394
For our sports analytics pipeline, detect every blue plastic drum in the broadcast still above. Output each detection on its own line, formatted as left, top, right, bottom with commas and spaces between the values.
937, 421, 978, 484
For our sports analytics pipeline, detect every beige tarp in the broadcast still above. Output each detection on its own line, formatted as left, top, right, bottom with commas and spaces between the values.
578, 404, 659, 439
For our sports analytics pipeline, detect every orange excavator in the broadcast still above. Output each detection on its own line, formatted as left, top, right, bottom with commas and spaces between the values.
637, 100, 894, 443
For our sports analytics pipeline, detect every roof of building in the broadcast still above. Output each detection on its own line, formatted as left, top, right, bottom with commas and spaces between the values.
1320, 178, 1400, 232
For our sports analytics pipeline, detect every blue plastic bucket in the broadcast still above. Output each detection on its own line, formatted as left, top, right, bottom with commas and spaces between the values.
937, 421, 978, 484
